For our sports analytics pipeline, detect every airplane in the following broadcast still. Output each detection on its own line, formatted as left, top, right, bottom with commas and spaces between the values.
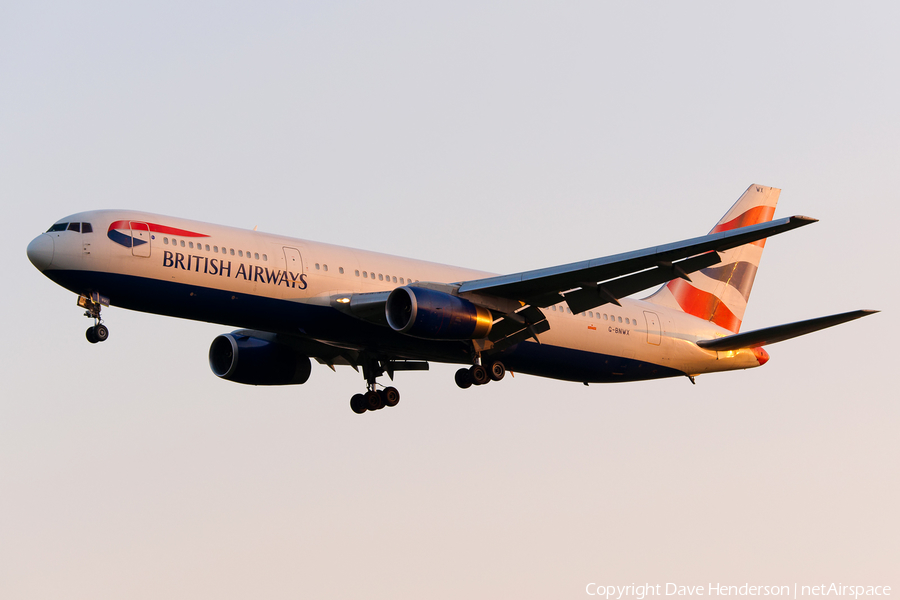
26, 184, 876, 414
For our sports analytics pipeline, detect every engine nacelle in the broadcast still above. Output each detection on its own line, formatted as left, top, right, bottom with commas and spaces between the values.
385, 286, 493, 340
209, 333, 312, 385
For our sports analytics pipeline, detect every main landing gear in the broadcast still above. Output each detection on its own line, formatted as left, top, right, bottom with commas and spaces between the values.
78, 293, 110, 344
350, 356, 401, 414
350, 387, 400, 414
455, 360, 506, 389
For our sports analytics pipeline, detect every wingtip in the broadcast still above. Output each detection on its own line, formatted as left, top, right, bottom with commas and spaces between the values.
791, 215, 819, 224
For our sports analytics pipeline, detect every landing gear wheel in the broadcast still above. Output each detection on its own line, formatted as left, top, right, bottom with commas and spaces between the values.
350, 394, 368, 414
365, 390, 385, 411
86, 327, 98, 344
93, 324, 109, 342
470, 364, 490, 386
382, 387, 400, 407
455, 368, 473, 389
489, 361, 506, 381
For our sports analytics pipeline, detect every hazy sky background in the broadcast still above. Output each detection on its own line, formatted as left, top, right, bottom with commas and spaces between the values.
1, 2, 897, 598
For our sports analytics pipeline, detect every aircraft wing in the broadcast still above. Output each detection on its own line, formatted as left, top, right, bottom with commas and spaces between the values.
696, 310, 878, 351
457, 215, 817, 311
330, 215, 817, 351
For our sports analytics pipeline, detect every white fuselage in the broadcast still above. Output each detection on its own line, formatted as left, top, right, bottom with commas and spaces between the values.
28, 210, 766, 384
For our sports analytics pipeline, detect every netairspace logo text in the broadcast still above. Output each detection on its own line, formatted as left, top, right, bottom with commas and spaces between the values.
586, 584, 892, 599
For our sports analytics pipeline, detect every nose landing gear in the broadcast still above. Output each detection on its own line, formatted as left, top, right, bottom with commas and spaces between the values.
85, 323, 109, 344
78, 293, 110, 344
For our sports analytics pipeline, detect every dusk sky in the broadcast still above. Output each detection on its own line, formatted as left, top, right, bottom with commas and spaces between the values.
1, 2, 897, 598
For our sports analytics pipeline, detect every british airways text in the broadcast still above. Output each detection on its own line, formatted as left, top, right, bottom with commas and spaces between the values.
162, 251, 308, 289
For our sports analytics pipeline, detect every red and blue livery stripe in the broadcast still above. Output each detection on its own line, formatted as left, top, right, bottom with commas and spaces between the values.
107, 220, 209, 248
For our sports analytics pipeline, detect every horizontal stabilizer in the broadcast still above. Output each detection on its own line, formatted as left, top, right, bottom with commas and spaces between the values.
696, 309, 879, 351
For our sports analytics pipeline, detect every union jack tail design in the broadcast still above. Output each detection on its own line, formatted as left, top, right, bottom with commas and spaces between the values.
646, 184, 781, 333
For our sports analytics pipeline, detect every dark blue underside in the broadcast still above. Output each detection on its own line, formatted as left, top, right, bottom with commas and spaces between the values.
45, 269, 685, 383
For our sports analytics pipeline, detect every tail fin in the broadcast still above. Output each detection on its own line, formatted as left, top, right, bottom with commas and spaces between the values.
646, 184, 781, 333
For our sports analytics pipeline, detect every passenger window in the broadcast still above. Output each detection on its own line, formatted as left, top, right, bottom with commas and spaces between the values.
625, 317, 630, 324
81, 223, 93, 233
379, 274, 384, 281
262, 254, 267, 261
363, 271, 368, 278
392, 276, 397, 283
254, 252, 258, 259
189, 242, 194, 249
238, 250, 243, 257
339, 267, 344, 274
230, 249, 235, 255
315, 263, 320, 270
214, 246, 218, 252
164, 238, 169, 245
181, 240, 185, 247
618, 316, 622, 323
604, 314, 608, 320
355, 270, 360, 276
324, 265, 328, 272
206, 245, 211, 251
399, 278, 404, 284
551, 306, 556, 311
589, 311, 593, 318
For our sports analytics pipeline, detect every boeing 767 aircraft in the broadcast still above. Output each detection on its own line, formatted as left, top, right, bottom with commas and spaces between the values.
26, 184, 876, 413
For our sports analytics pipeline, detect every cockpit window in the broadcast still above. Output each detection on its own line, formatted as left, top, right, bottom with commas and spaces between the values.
81, 223, 93, 233
67, 222, 81, 232
47, 223, 67, 232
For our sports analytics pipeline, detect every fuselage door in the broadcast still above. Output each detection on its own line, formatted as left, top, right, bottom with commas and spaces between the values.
283, 246, 303, 274
130, 221, 151, 258
644, 310, 661, 345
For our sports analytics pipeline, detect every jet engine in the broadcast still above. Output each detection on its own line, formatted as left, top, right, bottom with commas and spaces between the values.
209, 333, 312, 385
385, 286, 493, 340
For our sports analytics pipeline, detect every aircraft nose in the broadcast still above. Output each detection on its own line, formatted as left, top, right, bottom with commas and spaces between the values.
26, 234, 54, 271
